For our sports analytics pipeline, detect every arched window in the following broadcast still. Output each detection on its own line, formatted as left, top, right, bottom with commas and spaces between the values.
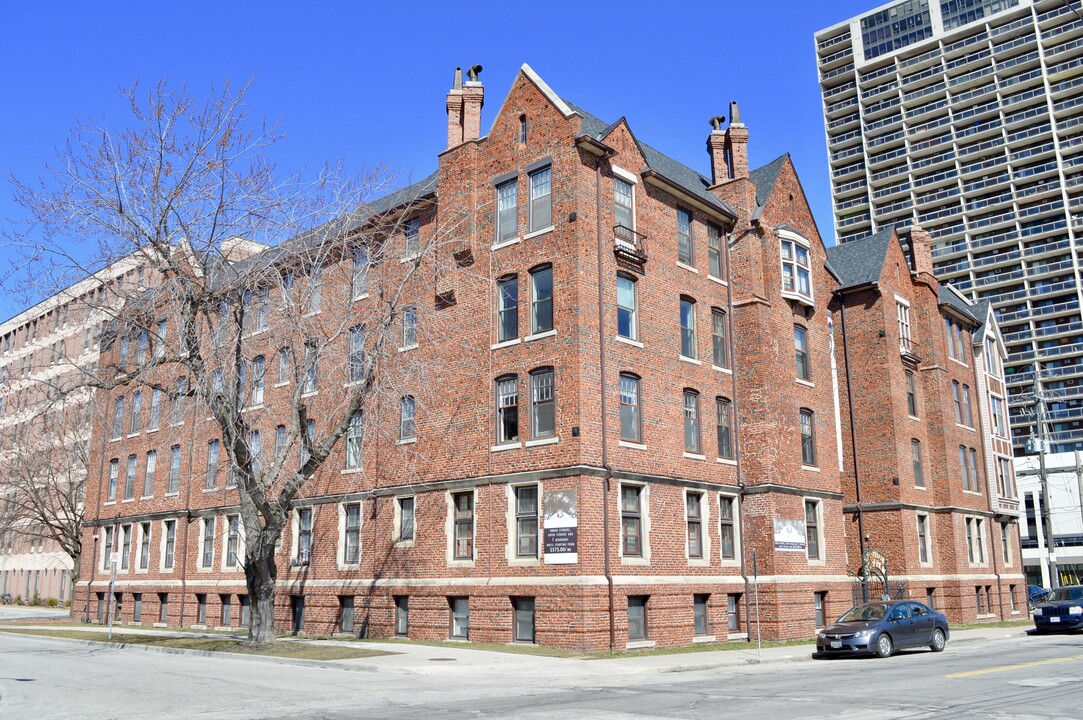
683, 389, 701, 454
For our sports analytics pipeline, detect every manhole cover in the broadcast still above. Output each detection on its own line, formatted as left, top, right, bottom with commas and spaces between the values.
428, 657, 457, 662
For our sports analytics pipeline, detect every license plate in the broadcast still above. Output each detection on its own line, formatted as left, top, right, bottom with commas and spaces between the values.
831, 641, 842, 648
1051, 616, 1061, 623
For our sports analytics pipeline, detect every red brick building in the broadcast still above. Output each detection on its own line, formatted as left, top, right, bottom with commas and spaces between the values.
75, 64, 1023, 651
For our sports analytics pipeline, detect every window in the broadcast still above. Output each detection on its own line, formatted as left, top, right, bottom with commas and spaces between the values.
997, 456, 1015, 499
519, 114, 528, 143
404, 217, 419, 259
171, 377, 186, 426
719, 495, 736, 560
136, 330, 148, 365
348, 326, 366, 384
402, 306, 417, 348
794, 325, 810, 381
968, 447, 980, 493
251, 356, 265, 405
684, 390, 701, 454
946, 318, 957, 360
344, 503, 361, 564
148, 388, 161, 430
240, 595, 251, 626
1001, 522, 1011, 565
905, 371, 918, 416
621, 485, 644, 557
619, 374, 641, 443
345, 412, 363, 469
302, 343, 318, 394
614, 177, 634, 232
154, 318, 167, 359
627, 596, 648, 641
163, 520, 176, 569
917, 513, 930, 563
513, 597, 535, 643
129, 391, 142, 434
616, 274, 636, 340
107, 459, 118, 502
694, 594, 710, 636
453, 492, 474, 560
496, 275, 518, 342
339, 596, 355, 634
450, 597, 469, 638
959, 445, 970, 490
952, 381, 963, 424
120, 525, 132, 570
530, 368, 555, 439
991, 396, 1007, 437
124, 455, 137, 500
966, 517, 985, 564
398, 496, 415, 541
708, 224, 723, 278
780, 232, 812, 300
351, 246, 369, 300
206, 440, 219, 489
897, 299, 912, 353
495, 375, 519, 445
304, 266, 322, 314
274, 424, 286, 462
962, 384, 974, 427
800, 409, 816, 466
196, 517, 214, 568
296, 508, 313, 564
159, 593, 169, 624
686, 492, 704, 559
814, 592, 827, 627
139, 522, 151, 570
278, 347, 291, 385
912, 439, 924, 487
515, 485, 539, 558
496, 179, 518, 243
728, 594, 741, 633
112, 397, 124, 439
196, 594, 207, 625
712, 309, 729, 368
528, 166, 552, 232
220, 594, 231, 625
805, 499, 821, 560
102, 526, 115, 569
164, 445, 179, 494
677, 207, 694, 266
395, 596, 409, 635
226, 516, 240, 568
133, 593, 143, 623
530, 265, 553, 334
680, 297, 696, 359
399, 395, 416, 441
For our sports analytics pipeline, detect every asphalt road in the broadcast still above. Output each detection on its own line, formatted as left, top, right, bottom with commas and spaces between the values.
1, 631, 1082, 719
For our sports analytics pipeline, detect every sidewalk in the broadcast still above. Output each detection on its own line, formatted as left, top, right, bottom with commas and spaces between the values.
0, 622, 1032, 677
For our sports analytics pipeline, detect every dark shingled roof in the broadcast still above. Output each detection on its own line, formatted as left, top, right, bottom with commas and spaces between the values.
939, 285, 980, 325
565, 101, 738, 217
748, 153, 789, 210
824, 227, 896, 290
970, 298, 993, 332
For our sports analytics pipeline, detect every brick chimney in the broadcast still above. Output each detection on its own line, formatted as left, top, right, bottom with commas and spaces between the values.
724, 100, 749, 181
446, 67, 464, 148
462, 64, 484, 143
707, 115, 729, 185
906, 225, 937, 285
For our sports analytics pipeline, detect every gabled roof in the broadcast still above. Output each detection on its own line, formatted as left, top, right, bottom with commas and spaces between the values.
565, 101, 737, 218
824, 227, 896, 291
939, 284, 980, 326
749, 153, 789, 210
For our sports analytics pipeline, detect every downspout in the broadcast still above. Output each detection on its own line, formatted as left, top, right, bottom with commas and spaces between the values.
838, 302, 867, 567
595, 156, 616, 651
723, 228, 752, 638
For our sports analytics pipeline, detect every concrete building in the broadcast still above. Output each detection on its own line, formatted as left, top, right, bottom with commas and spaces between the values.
816, 0, 1083, 455
1015, 450, 1083, 586
74, 64, 1020, 650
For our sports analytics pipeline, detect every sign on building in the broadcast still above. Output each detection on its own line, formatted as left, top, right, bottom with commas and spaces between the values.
543, 489, 578, 564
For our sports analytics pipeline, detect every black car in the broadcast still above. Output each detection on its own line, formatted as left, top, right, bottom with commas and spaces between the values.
816, 600, 949, 658
1032, 585, 1083, 633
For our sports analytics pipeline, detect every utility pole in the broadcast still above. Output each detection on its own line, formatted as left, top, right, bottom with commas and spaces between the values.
1034, 371, 1060, 589
1076, 450, 1083, 544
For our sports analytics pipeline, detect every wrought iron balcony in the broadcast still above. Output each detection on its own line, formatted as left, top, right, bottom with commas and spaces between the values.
614, 225, 647, 264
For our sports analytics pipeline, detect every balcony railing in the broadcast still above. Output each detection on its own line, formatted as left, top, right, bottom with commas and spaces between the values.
614, 225, 647, 263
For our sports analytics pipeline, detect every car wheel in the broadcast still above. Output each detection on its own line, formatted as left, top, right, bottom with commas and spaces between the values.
875, 633, 894, 658
929, 628, 946, 652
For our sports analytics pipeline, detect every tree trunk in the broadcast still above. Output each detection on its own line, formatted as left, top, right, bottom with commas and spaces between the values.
68, 552, 81, 618
245, 551, 277, 645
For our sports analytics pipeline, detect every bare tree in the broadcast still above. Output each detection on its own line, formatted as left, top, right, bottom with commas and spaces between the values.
7, 79, 470, 643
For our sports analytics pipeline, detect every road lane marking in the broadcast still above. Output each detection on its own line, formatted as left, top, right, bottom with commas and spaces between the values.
944, 654, 1083, 678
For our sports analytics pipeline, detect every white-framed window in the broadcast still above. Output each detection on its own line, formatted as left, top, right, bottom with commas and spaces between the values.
495, 375, 519, 445
805, 499, 823, 561
251, 355, 265, 405
342, 503, 361, 565
686, 490, 705, 560
528, 166, 552, 233
912, 439, 924, 487
917, 513, 931, 564
348, 326, 366, 383
708, 223, 724, 278
107, 459, 118, 502
896, 297, 912, 353
962, 384, 974, 427
905, 370, 918, 417
402, 306, 418, 349
148, 388, 161, 430
161, 519, 176, 570
112, 396, 124, 439
514, 485, 539, 558
102, 525, 115, 570
496, 179, 518, 243
680, 297, 697, 359
294, 508, 313, 565
530, 367, 555, 439
779, 229, 813, 303
138, 522, 151, 571
496, 274, 518, 342
991, 396, 1007, 438
683, 390, 701, 454
966, 517, 986, 564
119, 524, 132, 571
451, 491, 474, 561
616, 274, 637, 341
450, 597, 469, 639
614, 176, 635, 233
529, 265, 553, 335
620, 483, 648, 560
395, 496, 415, 543
404, 217, 420, 259
225, 515, 241, 569
351, 246, 369, 300
719, 494, 738, 561
200, 516, 216, 569
800, 408, 817, 467
712, 308, 729, 368
619, 373, 641, 443
345, 412, 363, 469
677, 207, 694, 266
129, 391, 142, 435
124, 454, 137, 500
1000, 522, 1012, 566
399, 395, 416, 441
171, 376, 187, 426
794, 325, 810, 381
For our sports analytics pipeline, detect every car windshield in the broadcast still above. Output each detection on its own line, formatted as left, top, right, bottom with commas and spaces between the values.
838, 603, 887, 622
1047, 587, 1083, 603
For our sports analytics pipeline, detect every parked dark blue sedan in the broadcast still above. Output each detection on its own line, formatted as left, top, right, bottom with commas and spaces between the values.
816, 601, 949, 658
1028, 585, 1050, 607
1033, 585, 1083, 633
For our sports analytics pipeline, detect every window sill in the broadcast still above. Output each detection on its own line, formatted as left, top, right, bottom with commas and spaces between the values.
397, 438, 417, 446
717, 457, 737, 466
707, 274, 728, 287
712, 365, 732, 374
619, 441, 647, 450
781, 290, 814, 307
140, 495, 152, 501
341, 467, 364, 475
393, 539, 415, 549
301, 391, 318, 398
491, 338, 521, 350
122, 498, 135, 504
274, 382, 289, 388
491, 443, 522, 452
615, 336, 643, 348
525, 436, 559, 447
165, 492, 179, 498
447, 560, 475, 569
397, 345, 419, 353
687, 558, 709, 567
104, 501, 116, 506
692, 635, 717, 644
351, 293, 369, 302
950, 357, 969, 368
203, 487, 220, 493
242, 404, 265, 413
801, 465, 821, 473
524, 225, 555, 240
525, 329, 556, 343
807, 558, 826, 567
337, 563, 361, 572
683, 452, 707, 461
796, 379, 814, 388
509, 557, 541, 567
621, 556, 651, 566
676, 262, 699, 274
728, 632, 749, 641
399, 254, 421, 264
679, 355, 702, 366
127, 432, 140, 439
626, 640, 656, 650
908, 414, 920, 421
146, 428, 159, 434
915, 485, 927, 491
492, 237, 521, 251
153, 623, 168, 628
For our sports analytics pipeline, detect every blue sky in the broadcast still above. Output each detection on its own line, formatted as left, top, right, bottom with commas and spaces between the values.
0, 0, 877, 320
